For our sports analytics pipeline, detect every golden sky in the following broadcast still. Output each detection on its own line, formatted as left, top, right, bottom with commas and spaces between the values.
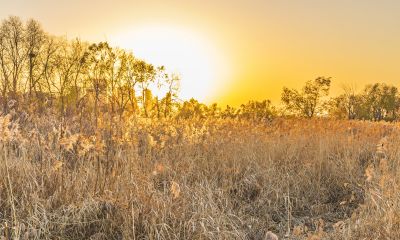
1, 0, 400, 105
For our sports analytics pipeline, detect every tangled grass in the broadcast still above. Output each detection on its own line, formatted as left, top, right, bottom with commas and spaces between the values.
0, 112, 399, 239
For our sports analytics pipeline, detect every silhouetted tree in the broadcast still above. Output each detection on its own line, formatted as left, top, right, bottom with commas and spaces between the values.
362, 83, 399, 121
281, 77, 331, 118
327, 85, 359, 120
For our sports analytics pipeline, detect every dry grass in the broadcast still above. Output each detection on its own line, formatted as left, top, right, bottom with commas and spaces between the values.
0, 112, 399, 239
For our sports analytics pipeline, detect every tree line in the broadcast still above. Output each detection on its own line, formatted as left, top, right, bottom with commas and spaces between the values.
224, 78, 400, 122
1, 16, 400, 123
0, 16, 179, 122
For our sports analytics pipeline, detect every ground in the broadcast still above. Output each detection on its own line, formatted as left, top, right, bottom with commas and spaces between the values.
0, 116, 399, 239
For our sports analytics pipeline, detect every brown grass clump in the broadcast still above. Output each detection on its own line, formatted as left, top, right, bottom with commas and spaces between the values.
0, 114, 399, 239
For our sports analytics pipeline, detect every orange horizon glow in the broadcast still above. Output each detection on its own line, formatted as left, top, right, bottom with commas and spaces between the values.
2, 0, 400, 106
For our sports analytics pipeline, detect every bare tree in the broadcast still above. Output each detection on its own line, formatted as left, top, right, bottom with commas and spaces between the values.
133, 60, 155, 117
86, 42, 112, 127
25, 19, 45, 98
114, 51, 132, 118
0, 24, 10, 112
163, 72, 180, 118
1, 16, 27, 103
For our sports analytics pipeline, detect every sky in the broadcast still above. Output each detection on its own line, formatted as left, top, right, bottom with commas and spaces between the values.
1, 0, 400, 105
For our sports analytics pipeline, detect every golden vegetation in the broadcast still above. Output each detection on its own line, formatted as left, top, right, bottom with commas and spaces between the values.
0, 113, 399, 239
1, 16, 400, 240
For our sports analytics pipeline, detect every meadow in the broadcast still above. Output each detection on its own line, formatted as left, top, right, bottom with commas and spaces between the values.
1, 15, 400, 239
1, 111, 399, 239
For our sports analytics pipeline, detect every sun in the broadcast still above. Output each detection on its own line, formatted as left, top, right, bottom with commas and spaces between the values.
110, 24, 230, 103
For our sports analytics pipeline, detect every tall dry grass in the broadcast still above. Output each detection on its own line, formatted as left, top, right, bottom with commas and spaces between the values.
0, 112, 399, 239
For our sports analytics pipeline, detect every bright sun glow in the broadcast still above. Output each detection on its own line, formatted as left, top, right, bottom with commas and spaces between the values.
110, 24, 230, 103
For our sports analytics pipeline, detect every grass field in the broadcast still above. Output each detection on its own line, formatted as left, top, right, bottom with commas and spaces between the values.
0, 114, 399, 239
